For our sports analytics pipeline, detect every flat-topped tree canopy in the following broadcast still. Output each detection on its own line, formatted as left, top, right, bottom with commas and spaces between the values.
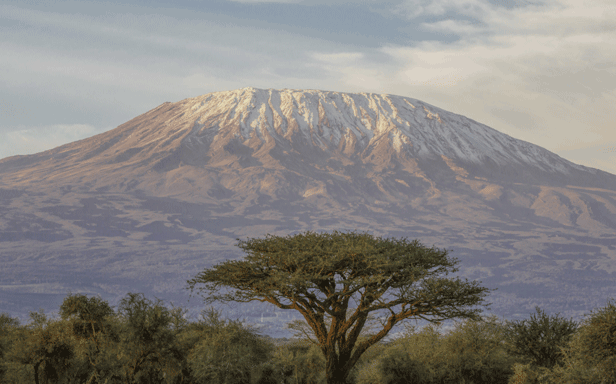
188, 230, 493, 384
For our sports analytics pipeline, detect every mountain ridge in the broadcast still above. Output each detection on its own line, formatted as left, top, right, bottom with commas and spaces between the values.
2, 88, 615, 199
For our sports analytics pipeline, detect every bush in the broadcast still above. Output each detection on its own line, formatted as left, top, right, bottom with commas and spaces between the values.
575, 298, 616, 380
354, 323, 441, 384
0, 313, 25, 383
186, 308, 273, 384
546, 299, 616, 384
267, 340, 327, 384
504, 307, 577, 369
511, 300, 616, 384
441, 316, 515, 384
507, 363, 555, 384
115, 293, 184, 383
378, 351, 430, 384
356, 317, 514, 384
10, 312, 89, 384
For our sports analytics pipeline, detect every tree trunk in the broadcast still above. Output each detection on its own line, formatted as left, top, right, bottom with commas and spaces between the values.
325, 354, 350, 384
326, 367, 349, 384
33, 361, 41, 384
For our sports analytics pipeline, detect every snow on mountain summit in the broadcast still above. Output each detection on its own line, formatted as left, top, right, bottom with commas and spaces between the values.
183, 87, 585, 175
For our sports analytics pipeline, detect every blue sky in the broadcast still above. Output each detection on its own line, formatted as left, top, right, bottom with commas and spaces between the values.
1, 0, 615, 174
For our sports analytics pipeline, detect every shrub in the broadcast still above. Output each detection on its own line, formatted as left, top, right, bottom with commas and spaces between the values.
267, 340, 327, 384
356, 317, 514, 384
187, 309, 273, 384
547, 299, 616, 384
504, 307, 577, 369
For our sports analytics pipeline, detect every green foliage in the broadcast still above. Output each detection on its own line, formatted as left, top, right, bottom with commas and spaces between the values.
544, 299, 616, 384
3, 300, 119, 384
189, 230, 492, 384
59, 293, 114, 339
15, 315, 88, 384
506, 363, 555, 384
186, 308, 272, 384
0, 313, 21, 382
55, 293, 119, 383
2, 293, 279, 384
5, 289, 616, 384
114, 292, 184, 383
504, 307, 578, 369
504, 300, 616, 384
357, 317, 515, 384
575, 298, 616, 374
377, 352, 429, 384
441, 317, 515, 384
266, 340, 327, 384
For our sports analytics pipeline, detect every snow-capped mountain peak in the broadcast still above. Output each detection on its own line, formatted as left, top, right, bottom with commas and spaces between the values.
1, 88, 613, 194
183, 88, 585, 175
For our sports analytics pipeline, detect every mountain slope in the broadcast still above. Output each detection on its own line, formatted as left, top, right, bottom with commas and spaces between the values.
2, 88, 614, 192
1, 88, 615, 332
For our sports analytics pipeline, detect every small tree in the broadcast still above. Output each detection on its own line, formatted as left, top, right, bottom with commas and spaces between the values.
360, 317, 514, 384
186, 309, 272, 384
0, 314, 21, 382
188, 231, 492, 384
440, 316, 514, 384
504, 307, 577, 369
548, 299, 616, 384
576, 298, 616, 380
58, 294, 118, 383
16, 312, 81, 384
116, 293, 183, 384
59, 293, 115, 339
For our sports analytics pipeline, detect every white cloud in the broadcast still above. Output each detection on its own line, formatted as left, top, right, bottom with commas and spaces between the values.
310, 0, 616, 168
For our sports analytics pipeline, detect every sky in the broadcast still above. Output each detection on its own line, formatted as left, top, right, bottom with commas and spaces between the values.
1, 0, 615, 174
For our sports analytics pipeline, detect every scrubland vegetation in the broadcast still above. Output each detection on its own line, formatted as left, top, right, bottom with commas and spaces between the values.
0, 295, 615, 384
2, 231, 614, 383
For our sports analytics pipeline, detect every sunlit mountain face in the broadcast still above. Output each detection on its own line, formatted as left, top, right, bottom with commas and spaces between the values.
1, 88, 615, 334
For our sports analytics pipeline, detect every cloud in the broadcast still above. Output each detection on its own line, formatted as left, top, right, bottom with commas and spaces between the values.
227, 0, 300, 2
394, 0, 493, 19
309, 0, 616, 158
311, 52, 364, 64
307, 51, 391, 92
0, 124, 100, 158
557, 141, 616, 175
0, 3, 352, 132
0, 3, 364, 90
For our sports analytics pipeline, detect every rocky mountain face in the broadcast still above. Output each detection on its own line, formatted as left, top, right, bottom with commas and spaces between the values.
1, 88, 615, 333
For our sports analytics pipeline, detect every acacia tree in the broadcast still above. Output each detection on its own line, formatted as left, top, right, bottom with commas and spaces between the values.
188, 231, 492, 384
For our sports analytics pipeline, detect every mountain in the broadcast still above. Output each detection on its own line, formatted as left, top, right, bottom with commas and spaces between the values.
1, 88, 615, 333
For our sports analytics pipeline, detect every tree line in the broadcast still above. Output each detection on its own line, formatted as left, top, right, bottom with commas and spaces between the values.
1, 296, 614, 384
0, 230, 614, 383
